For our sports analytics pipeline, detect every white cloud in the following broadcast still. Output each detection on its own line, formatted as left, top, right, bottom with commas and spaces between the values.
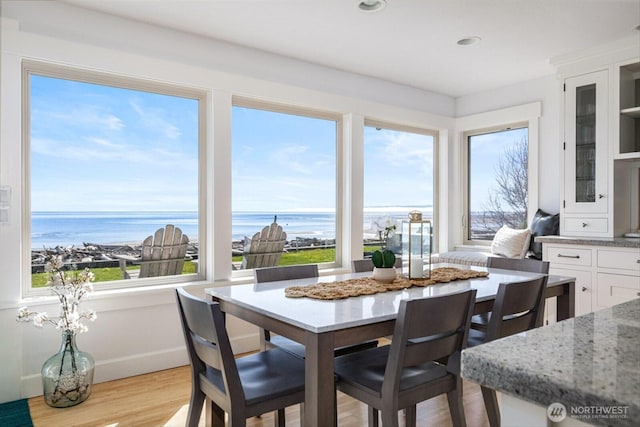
129, 99, 181, 139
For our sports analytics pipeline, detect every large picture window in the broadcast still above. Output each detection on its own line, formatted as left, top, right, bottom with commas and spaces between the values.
363, 122, 437, 255
24, 62, 204, 291
231, 101, 338, 271
464, 125, 529, 243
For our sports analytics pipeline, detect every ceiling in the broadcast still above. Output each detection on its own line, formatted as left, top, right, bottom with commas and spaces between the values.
61, 0, 640, 97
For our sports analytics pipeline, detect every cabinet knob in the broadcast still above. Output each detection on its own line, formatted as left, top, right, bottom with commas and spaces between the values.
582, 222, 588, 228
582, 286, 588, 292
598, 194, 605, 199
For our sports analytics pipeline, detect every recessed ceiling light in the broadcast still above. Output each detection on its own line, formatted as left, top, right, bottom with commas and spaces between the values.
358, 0, 387, 13
457, 36, 482, 46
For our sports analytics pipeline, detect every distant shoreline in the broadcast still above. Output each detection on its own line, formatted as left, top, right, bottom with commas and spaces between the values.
29, 235, 367, 273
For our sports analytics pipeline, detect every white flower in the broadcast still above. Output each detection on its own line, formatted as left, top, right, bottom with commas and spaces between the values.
67, 311, 80, 323
84, 310, 97, 322
75, 323, 88, 334
33, 312, 48, 327
17, 251, 96, 335
18, 306, 30, 318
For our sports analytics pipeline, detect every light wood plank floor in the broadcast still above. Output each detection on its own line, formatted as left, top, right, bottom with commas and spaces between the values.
28, 365, 491, 427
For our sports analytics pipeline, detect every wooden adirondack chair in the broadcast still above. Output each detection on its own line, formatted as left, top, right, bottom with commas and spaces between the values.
242, 217, 287, 269
119, 225, 189, 279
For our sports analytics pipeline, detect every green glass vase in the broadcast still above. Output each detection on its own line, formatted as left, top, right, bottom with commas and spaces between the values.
41, 331, 94, 408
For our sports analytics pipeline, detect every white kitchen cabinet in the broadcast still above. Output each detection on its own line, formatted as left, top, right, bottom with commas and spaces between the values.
542, 241, 640, 321
561, 70, 610, 236
616, 60, 640, 159
557, 49, 640, 238
594, 247, 640, 309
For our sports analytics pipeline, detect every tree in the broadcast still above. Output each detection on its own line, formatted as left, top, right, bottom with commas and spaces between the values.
473, 137, 528, 238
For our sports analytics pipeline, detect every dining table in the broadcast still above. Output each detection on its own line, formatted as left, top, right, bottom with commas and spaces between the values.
205, 264, 576, 426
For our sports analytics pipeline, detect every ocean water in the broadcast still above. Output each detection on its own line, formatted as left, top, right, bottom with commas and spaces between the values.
31, 209, 433, 249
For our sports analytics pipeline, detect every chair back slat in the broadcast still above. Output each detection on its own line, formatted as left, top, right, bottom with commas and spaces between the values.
487, 257, 550, 274
499, 280, 543, 314
403, 333, 460, 368
255, 264, 319, 283
487, 276, 548, 340
191, 333, 223, 371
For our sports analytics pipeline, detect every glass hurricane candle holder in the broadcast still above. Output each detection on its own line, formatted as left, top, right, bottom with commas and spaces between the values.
401, 211, 431, 279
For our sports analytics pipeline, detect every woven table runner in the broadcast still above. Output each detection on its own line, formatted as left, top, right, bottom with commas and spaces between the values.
284, 267, 489, 300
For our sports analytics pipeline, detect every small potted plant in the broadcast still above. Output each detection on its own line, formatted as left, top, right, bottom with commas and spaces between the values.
371, 248, 397, 283
371, 219, 398, 283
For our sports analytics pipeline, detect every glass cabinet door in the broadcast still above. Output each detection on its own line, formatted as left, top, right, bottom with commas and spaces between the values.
575, 84, 596, 203
564, 70, 609, 214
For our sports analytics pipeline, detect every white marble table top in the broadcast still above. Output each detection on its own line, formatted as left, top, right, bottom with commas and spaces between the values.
205, 265, 573, 334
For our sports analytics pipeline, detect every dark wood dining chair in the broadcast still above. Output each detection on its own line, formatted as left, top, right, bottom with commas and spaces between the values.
467, 275, 548, 427
254, 263, 319, 283
175, 287, 305, 427
254, 264, 378, 358
334, 289, 477, 427
351, 257, 402, 272
486, 256, 550, 273
473, 257, 550, 330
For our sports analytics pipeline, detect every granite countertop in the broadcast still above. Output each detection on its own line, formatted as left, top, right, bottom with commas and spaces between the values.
461, 299, 640, 427
535, 235, 640, 248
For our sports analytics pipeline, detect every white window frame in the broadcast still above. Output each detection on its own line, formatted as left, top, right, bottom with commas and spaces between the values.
21, 60, 208, 296
456, 102, 540, 248
231, 97, 343, 276
363, 119, 440, 253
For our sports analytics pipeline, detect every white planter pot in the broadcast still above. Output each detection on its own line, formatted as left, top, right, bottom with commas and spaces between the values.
372, 267, 397, 284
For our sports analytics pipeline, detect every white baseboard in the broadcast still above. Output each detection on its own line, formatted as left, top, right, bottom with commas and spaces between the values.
21, 334, 260, 398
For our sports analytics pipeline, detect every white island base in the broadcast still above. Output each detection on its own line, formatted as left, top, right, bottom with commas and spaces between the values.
501, 394, 594, 427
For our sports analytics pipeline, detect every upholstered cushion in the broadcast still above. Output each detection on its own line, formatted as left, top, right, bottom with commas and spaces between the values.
528, 209, 560, 260
432, 251, 492, 267
490, 226, 531, 259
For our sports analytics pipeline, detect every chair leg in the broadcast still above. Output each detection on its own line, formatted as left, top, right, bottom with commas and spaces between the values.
206, 398, 225, 427
299, 403, 305, 427
274, 408, 285, 427
405, 405, 417, 427
186, 390, 205, 427
481, 386, 501, 427
447, 380, 467, 427
381, 408, 399, 427
368, 406, 379, 427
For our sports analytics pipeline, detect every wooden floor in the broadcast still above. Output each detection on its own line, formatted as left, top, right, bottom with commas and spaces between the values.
29, 365, 491, 427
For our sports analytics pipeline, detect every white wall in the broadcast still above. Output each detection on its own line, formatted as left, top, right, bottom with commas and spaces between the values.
0, 1, 457, 402
455, 74, 562, 214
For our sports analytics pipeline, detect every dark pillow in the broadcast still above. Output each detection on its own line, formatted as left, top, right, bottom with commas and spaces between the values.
528, 209, 560, 259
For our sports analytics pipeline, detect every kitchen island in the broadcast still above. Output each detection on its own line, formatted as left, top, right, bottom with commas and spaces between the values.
461, 298, 640, 426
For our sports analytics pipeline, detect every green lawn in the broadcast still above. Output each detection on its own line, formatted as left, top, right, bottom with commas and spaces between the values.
232, 247, 337, 265
31, 261, 199, 288
32, 247, 350, 287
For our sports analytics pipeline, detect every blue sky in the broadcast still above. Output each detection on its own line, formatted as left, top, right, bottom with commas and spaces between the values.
30, 74, 521, 214
30, 75, 199, 212
468, 127, 528, 211
232, 106, 336, 212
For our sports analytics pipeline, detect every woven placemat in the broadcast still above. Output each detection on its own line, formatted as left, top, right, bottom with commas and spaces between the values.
284, 267, 489, 300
